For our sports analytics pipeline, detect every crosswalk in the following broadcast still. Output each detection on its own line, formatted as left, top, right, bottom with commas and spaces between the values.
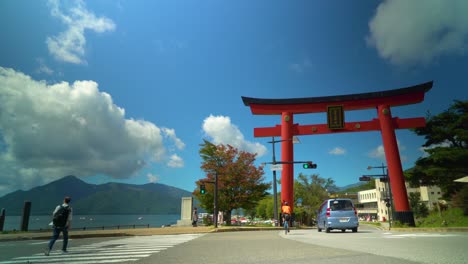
0, 234, 204, 264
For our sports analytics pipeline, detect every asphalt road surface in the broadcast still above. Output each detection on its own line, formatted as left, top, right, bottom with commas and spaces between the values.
0, 225, 466, 264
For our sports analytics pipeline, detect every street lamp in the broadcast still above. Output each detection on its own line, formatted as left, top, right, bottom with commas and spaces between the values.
267, 136, 300, 226
367, 163, 393, 228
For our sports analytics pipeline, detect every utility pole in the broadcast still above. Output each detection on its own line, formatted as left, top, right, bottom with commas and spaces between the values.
271, 137, 279, 226
267, 136, 303, 226
366, 163, 394, 229
214, 171, 219, 228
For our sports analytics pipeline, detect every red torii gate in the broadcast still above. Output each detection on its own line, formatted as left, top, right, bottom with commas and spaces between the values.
242, 81, 433, 226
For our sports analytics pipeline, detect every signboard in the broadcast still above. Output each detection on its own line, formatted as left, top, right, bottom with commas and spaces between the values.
327, 105, 345, 129
270, 164, 283, 171
297, 198, 303, 207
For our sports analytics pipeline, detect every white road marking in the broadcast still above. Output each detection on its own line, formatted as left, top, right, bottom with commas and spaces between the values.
389, 233, 459, 238
0, 234, 204, 264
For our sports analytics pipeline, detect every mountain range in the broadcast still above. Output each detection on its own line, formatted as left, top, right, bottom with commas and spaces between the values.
0, 176, 193, 215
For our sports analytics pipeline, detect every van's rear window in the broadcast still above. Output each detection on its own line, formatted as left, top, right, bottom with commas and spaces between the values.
330, 200, 354, 211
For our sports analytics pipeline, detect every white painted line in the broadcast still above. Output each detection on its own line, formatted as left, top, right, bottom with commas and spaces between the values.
23, 251, 159, 258
6, 255, 149, 263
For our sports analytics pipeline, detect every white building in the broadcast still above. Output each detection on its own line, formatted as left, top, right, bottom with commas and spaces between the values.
357, 179, 443, 222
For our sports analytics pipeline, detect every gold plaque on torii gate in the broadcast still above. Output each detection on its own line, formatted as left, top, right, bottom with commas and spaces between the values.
327, 105, 344, 129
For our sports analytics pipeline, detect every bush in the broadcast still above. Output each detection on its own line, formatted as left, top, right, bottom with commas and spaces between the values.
452, 185, 468, 216
417, 208, 468, 227
203, 216, 213, 226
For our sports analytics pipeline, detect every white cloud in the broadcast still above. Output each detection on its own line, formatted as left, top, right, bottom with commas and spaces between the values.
369, 145, 386, 160
289, 57, 313, 73
162, 128, 185, 150
147, 173, 159, 183
46, 0, 116, 64
419, 140, 452, 157
0, 67, 180, 196
36, 58, 54, 75
167, 154, 184, 168
366, 0, 468, 65
202, 115, 267, 157
369, 141, 407, 162
329, 147, 346, 155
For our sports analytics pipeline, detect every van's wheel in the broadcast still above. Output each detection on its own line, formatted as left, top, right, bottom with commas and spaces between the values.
341, 229, 345, 233
317, 227, 322, 232
326, 228, 331, 233
352, 227, 358, 233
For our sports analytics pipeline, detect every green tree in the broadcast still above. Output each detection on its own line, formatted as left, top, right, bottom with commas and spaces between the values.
451, 185, 468, 216
254, 196, 274, 219
409, 192, 429, 219
408, 100, 468, 198
194, 140, 271, 225
294, 173, 336, 226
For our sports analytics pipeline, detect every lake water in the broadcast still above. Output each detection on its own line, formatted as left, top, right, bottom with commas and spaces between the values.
1, 214, 180, 231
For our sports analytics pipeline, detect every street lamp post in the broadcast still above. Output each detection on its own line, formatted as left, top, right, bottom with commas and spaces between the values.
214, 171, 218, 228
367, 163, 394, 229
267, 136, 300, 226
271, 138, 279, 227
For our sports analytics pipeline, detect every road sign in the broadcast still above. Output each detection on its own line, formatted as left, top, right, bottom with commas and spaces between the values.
297, 198, 303, 207
270, 164, 283, 171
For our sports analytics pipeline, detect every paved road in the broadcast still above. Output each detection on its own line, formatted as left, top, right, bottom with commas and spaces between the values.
0, 226, 466, 263
284, 225, 468, 264
142, 229, 420, 264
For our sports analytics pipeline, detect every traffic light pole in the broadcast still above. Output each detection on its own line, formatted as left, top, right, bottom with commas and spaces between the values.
267, 137, 310, 227
200, 174, 219, 228
366, 164, 394, 229
271, 137, 279, 227
214, 171, 219, 228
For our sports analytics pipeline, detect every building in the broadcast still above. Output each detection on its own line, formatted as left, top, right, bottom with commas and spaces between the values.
357, 179, 443, 222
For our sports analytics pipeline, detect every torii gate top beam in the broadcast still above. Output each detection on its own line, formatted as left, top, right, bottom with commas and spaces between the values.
242, 81, 433, 115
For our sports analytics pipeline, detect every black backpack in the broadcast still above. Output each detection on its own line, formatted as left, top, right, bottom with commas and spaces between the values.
53, 205, 70, 227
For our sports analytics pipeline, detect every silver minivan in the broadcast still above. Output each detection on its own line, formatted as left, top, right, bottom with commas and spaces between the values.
317, 198, 359, 233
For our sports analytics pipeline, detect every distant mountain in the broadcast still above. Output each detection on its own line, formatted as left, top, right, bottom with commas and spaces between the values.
339, 182, 367, 191
0, 176, 192, 215
337, 181, 371, 194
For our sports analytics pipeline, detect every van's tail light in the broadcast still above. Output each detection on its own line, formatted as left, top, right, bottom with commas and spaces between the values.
354, 207, 357, 216
326, 208, 330, 217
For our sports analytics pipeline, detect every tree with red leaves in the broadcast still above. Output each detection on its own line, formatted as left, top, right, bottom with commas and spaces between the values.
194, 140, 270, 225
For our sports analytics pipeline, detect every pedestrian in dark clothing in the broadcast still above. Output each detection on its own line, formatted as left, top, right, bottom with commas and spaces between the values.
192, 207, 198, 227
45, 196, 72, 256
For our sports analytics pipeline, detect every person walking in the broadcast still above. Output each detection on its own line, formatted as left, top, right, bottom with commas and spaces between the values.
45, 196, 73, 256
281, 201, 291, 234
192, 207, 198, 227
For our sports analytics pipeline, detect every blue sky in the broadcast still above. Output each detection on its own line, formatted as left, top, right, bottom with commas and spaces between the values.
0, 0, 467, 197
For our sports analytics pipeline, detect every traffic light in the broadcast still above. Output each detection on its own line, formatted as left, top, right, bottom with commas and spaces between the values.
380, 177, 389, 183
384, 198, 391, 207
302, 162, 317, 169
359, 176, 372, 181
200, 184, 206, 194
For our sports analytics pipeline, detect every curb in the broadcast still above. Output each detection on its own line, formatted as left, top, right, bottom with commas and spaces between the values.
389, 227, 468, 232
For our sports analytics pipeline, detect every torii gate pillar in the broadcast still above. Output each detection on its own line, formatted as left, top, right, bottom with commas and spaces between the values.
378, 104, 412, 223
281, 112, 294, 209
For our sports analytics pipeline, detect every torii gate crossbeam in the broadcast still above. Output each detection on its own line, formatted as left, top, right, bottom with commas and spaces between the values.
242, 81, 433, 227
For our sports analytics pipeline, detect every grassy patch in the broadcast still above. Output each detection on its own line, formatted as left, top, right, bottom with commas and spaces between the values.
360, 221, 381, 227
416, 208, 468, 227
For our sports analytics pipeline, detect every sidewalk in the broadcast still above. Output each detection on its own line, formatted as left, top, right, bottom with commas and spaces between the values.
0, 226, 214, 242
361, 222, 468, 232
0, 225, 285, 242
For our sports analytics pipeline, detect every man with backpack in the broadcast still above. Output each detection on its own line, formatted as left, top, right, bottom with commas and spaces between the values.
45, 196, 73, 256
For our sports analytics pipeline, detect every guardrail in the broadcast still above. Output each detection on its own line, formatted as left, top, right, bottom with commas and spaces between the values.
72, 224, 151, 231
